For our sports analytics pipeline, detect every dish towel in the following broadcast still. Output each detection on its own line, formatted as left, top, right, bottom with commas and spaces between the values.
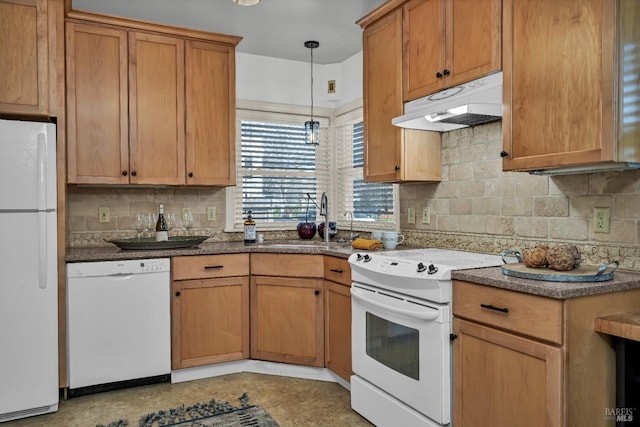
351, 238, 383, 251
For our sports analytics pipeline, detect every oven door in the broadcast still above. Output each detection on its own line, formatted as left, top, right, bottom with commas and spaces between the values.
351, 283, 451, 425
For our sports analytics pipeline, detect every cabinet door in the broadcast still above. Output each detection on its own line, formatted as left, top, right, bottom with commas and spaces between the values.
129, 32, 185, 185
66, 22, 129, 184
362, 9, 403, 182
403, 0, 445, 101
325, 280, 352, 382
185, 40, 236, 186
0, 0, 48, 115
452, 318, 562, 427
251, 276, 324, 367
446, 0, 501, 87
502, 0, 616, 171
172, 276, 249, 369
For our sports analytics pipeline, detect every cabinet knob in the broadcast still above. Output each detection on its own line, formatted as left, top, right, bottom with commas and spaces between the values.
131, 170, 137, 176
394, 165, 400, 171
436, 72, 443, 78
500, 151, 509, 158
314, 289, 320, 296
175, 291, 181, 297
188, 172, 194, 177
122, 170, 128, 176
443, 69, 450, 76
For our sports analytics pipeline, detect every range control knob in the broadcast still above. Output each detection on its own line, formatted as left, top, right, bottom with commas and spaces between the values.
417, 262, 427, 273
428, 264, 438, 274
363, 254, 372, 263
356, 254, 364, 261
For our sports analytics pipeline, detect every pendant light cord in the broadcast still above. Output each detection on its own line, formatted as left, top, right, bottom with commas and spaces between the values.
310, 46, 314, 122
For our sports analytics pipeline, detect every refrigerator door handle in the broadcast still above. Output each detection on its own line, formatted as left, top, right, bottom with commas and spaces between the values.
39, 212, 47, 289
38, 133, 48, 289
38, 133, 47, 212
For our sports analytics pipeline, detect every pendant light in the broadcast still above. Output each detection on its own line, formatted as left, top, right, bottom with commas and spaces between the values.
304, 41, 320, 145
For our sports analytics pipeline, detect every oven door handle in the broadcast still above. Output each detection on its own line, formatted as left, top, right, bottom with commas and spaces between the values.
351, 288, 440, 321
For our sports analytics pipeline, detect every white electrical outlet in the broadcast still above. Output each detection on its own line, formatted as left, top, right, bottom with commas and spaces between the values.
594, 207, 610, 233
422, 207, 431, 224
98, 207, 109, 223
182, 207, 192, 220
408, 208, 415, 224
207, 207, 217, 221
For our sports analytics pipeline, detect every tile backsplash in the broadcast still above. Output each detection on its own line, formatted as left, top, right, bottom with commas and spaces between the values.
67, 121, 640, 271
399, 122, 640, 271
67, 186, 229, 246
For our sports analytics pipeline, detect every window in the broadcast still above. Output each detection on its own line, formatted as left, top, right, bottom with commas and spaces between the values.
227, 108, 329, 230
335, 108, 398, 229
227, 105, 397, 232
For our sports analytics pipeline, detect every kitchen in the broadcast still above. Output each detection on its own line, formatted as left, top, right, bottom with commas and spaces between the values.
1, 0, 640, 426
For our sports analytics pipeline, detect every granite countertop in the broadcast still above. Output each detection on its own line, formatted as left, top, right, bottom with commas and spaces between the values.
66, 242, 640, 300
453, 266, 640, 299
65, 240, 360, 262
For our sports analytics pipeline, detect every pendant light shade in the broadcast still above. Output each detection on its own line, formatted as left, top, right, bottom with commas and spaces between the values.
304, 41, 320, 145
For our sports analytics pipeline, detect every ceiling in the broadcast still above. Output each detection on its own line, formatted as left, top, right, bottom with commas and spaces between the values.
72, 0, 387, 64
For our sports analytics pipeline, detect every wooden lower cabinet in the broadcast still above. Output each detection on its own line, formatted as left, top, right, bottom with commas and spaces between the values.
171, 254, 249, 369
453, 280, 640, 427
325, 280, 352, 382
452, 318, 562, 427
250, 275, 324, 367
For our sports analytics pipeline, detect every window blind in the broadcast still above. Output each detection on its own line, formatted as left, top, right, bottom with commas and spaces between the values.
335, 110, 398, 230
229, 109, 330, 230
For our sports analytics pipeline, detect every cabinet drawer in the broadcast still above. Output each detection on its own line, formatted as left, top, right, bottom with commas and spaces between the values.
251, 253, 323, 278
453, 281, 563, 344
172, 254, 249, 280
324, 256, 351, 286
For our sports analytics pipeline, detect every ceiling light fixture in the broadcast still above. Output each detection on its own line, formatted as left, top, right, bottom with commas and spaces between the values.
232, 0, 260, 6
304, 40, 320, 146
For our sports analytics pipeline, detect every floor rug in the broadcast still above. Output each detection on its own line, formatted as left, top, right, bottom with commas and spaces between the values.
97, 393, 279, 427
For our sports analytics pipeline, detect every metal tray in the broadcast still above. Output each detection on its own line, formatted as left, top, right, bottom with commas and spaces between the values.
108, 235, 210, 250
501, 262, 618, 282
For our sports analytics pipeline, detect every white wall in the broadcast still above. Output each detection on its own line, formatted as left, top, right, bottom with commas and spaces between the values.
236, 52, 362, 108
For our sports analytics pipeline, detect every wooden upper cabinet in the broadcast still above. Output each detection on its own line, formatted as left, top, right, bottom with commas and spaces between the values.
65, 12, 241, 185
362, 9, 403, 182
502, 0, 640, 172
403, 0, 502, 102
129, 32, 185, 185
0, 0, 49, 116
360, 4, 441, 183
66, 22, 129, 184
185, 41, 236, 186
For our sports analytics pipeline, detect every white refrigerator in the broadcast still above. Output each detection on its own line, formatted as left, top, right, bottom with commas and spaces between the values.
0, 119, 59, 422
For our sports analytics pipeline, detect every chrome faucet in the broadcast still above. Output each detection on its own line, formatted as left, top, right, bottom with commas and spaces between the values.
344, 211, 359, 241
320, 192, 330, 242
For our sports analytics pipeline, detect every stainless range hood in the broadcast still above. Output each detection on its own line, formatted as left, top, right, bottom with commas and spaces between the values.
392, 72, 503, 132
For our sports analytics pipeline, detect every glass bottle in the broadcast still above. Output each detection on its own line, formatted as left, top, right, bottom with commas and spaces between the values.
244, 210, 256, 244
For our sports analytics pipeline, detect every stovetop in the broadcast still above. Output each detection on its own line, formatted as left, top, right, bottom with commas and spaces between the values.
348, 249, 503, 303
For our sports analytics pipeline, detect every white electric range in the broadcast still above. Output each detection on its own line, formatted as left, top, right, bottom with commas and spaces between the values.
348, 248, 503, 427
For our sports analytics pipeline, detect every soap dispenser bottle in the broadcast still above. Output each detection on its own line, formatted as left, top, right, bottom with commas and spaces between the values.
244, 210, 256, 244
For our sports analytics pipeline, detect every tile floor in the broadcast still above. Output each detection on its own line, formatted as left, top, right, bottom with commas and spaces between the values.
4, 372, 373, 427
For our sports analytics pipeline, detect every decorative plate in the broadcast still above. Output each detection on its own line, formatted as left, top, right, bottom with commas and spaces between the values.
108, 235, 210, 250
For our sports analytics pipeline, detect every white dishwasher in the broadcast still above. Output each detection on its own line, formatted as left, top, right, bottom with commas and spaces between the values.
66, 258, 171, 393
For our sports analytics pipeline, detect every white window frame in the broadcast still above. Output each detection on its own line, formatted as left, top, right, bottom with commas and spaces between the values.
226, 101, 399, 233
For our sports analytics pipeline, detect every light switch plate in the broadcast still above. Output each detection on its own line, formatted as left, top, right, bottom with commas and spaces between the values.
207, 207, 217, 221
422, 207, 431, 224
98, 207, 109, 223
